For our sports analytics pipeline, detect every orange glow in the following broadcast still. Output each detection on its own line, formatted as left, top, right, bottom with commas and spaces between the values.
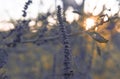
83, 16, 97, 30
115, 22, 120, 33
85, 18, 95, 30
82, 15, 109, 32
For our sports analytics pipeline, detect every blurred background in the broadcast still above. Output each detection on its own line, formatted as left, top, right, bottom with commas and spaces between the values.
0, 0, 120, 79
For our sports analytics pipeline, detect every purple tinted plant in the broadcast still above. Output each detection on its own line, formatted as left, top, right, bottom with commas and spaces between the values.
5, 20, 31, 47
22, 0, 32, 17
13, 20, 30, 42
57, 5, 73, 79
0, 1, 114, 79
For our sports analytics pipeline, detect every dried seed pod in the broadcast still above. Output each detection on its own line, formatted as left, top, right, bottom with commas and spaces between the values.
87, 32, 108, 43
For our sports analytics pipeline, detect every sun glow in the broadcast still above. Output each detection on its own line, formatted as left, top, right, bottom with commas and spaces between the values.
85, 18, 96, 30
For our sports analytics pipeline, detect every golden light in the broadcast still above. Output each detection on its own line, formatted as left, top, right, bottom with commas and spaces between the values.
80, 15, 109, 32
65, 7, 80, 24
85, 18, 96, 30
115, 21, 120, 33
0, 22, 14, 31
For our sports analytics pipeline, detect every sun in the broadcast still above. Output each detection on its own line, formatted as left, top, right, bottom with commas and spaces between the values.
84, 18, 96, 30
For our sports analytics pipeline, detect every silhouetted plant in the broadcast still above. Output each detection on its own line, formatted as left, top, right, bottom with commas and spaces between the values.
22, 0, 32, 17
57, 5, 73, 79
0, 0, 119, 79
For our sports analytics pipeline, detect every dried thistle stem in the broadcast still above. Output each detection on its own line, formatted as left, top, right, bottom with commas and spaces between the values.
57, 5, 73, 79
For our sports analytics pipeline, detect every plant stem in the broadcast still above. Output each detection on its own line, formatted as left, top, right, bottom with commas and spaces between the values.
57, 5, 73, 79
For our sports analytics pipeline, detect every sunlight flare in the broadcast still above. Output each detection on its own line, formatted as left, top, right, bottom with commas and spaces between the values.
85, 18, 96, 30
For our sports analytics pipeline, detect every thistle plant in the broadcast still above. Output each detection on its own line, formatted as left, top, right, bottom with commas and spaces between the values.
22, 0, 32, 17
0, 0, 119, 79
57, 6, 73, 79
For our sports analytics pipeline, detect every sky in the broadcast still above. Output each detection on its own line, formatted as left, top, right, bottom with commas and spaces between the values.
84, 0, 120, 17
0, 0, 63, 21
0, 0, 120, 21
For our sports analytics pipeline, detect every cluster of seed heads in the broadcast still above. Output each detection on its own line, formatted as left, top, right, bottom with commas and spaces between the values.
57, 5, 73, 79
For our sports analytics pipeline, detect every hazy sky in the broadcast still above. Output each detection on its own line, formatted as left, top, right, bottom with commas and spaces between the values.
84, 0, 120, 17
0, 0, 26, 21
0, 0, 62, 21
0, 0, 120, 21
